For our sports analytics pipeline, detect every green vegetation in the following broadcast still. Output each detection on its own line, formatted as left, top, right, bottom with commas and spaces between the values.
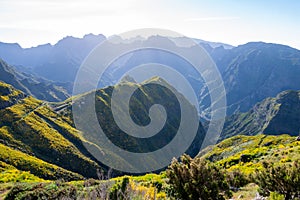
0, 82, 103, 180
0, 134, 299, 199
252, 160, 300, 199
0, 170, 44, 183
0, 143, 82, 181
166, 154, 232, 200
53, 77, 205, 170
200, 134, 300, 174
0, 80, 299, 199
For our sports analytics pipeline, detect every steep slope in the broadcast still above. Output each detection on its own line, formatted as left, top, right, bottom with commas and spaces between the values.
0, 81, 102, 180
209, 42, 300, 114
199, 134, 300, 174
1, 76, 205, 179
54, 77, 206, 171
221, 90, 300, 140
0, 59, 71, 102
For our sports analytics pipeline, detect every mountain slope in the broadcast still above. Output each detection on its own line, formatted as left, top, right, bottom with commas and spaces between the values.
53, 77, 206, 171
0, 59, 71, 102
0, 81, 102, 180
0, 76, 205, 179
209, 42, 300, 114
221, 90, 300, 140
199, 134, 300, 174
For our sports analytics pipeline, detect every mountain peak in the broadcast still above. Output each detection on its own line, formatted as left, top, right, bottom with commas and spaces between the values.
119, 75, 137, 83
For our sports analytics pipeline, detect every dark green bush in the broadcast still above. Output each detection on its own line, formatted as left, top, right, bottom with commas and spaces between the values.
252, 160, 300, 200
166, 154, 232, 200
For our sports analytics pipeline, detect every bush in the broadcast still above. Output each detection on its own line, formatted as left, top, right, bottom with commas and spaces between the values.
252, 160, 300, 199
226, 169, 250, 190
166, 154, 232, 200
109, 177, 130, 200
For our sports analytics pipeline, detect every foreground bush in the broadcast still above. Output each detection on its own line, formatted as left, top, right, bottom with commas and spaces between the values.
252, 160, 300, 199
166, 154, 232, 200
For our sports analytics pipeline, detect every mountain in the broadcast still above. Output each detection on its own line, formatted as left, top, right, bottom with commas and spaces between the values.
0, 81, 103, 180
0, 76, 205, 179
220, 90, 300, 140
0, 59, 71, 102
96, 39, 300, 118
0, 34, 106, 82
53, 76, 206, 172
1, 35, 300, 117
0, 34, 232, 85
209, 42, 300, 114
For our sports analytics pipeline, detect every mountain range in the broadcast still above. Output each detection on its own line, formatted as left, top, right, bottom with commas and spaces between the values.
0, 34, 300, 181
1, 34, 300, 116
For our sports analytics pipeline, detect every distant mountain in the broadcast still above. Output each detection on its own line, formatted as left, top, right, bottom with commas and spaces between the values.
1, 35, 300, 116
94, 39, 300, 117
0, 59, 71, 102
0, 34, 106, 82
209, 42, 300, 114
0, 34, 232, 84
221, 90, 300, 140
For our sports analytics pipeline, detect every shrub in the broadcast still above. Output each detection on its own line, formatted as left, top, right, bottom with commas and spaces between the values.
226, 169, 250, 190
166, 154, 232, 200
252, 160, 300, 199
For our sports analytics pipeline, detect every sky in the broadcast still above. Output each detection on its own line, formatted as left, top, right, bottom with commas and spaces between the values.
0, 0, 299, 49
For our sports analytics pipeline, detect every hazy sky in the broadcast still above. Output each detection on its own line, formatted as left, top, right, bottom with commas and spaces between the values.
1, 0, 299, 49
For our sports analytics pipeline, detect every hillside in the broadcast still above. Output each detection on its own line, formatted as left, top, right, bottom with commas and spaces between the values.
0, 59, 71, 102
53, 77, 206, 172
198, 134, 300, 174
1, 134, 298, 199
221, 90, 300, 140
211, 42, 300, 114
0, 76, 205, 180
0, 81, 102, 181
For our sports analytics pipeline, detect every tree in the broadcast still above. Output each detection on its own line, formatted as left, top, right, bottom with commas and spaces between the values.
252, 160, 300, 200
166, 154, 232, 200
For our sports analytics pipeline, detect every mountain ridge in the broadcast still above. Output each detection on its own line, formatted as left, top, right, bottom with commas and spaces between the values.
221, 90, 300, 140
0, 59, 71, 102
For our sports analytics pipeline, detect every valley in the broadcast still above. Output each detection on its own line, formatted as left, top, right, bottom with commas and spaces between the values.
0, 33, 299, 199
